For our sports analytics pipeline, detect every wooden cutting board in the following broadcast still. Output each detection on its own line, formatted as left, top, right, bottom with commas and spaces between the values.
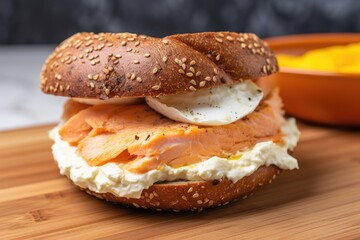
0, 123, 359, 239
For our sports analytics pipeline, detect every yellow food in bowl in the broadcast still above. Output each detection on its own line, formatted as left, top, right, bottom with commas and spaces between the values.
277, 42, 360, 73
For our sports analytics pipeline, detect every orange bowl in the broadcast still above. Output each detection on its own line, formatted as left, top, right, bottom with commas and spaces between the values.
261, 33, 360, 127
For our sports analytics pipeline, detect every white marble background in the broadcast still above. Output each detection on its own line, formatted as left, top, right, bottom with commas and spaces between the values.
0, 46, 66, 131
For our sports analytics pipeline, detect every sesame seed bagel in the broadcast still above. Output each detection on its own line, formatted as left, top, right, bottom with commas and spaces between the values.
40, 32, 278, 99
81, 165, 281, 212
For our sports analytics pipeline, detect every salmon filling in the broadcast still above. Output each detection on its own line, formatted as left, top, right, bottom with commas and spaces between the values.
59, 90, 284, 174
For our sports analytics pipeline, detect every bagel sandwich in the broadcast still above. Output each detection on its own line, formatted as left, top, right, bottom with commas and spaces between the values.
40, 32, 300, 211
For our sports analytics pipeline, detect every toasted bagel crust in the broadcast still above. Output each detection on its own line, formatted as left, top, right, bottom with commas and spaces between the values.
80, 165, 281, 211
40, 32, 278, 99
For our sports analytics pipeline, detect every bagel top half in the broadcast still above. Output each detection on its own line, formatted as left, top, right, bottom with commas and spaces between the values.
40, 32, 277, 99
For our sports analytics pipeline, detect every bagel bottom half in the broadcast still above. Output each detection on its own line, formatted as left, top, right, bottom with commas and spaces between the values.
79, 165, 281, 212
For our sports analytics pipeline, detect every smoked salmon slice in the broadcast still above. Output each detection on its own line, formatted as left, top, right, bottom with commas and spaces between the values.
59, 90, 284, 173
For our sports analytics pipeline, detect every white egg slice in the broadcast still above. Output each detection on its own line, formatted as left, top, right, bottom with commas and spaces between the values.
145, 80, 264, 126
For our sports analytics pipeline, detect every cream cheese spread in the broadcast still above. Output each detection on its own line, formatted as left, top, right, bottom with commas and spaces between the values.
49, 118, 299, 199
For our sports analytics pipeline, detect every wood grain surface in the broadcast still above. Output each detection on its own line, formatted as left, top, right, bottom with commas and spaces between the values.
0, 123, 359, 239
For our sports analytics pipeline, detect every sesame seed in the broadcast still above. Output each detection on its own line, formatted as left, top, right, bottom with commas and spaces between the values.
149, 193, 154, 199
105, 88, 110, 95
205, 76, 211, 81
133, 60, 140, 64
126, 48, 132, 52
216, 54, 221, 61
225, 35, 234, 42
212, 76, 217, 82
153, 191, 158, 197
189, 67, 195, 73
136, 77, 142, 82
213, 68, 218, 74
90, 61, 96, 65
189, 79, 196, 85
181, 196, 187, 201
126, 73, 131, 79
66, 85, 70, 91
115, 54, 121, 58
144, 53, 151, 58
108, 66, 113, 72
192, 192, 199, 198
215, 37, 223, 43
121, 41, 127, 46
59, 85, 64, 91
85, 40, 93, 47
240, 43, 246, 48
93, 74, 99, 80
244, 34, 249, 40
87, 74, 93, 80
114, 59, 119, 64
55, 74, 62, 80
199, 81, 206, 87
89, 82, 95, 89
197, 200, 203, 204
132, 203, 140, 208
189, 86, 196, 91
248, 44, 253, 49
182, 63, 186, 70
190, 60, 196, 66
103, 68, 111, 74
162, 56, 168, 63
178, 69, 185, 74
135, 41, 140, 46
162, 39, 169, 44
262, 65, 267, 73
152, 67, 159, 74
130, 73, 136, 80
186, 72, 194, 77
266, 58, 271, 64
182, 57, 187, 63
208, 200, 214, 206
187, 187, 193, 193
218, 33, 224, 37
152, 85, 160, 90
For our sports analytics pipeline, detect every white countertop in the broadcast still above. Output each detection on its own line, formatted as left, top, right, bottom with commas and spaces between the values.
0, 45, 65, 131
